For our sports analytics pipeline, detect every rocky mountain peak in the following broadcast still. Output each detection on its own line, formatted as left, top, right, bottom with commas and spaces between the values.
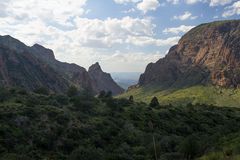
88, 62, 124, 95
0, 36, 124, 95
88, 62, 102, 72
32, 43, 55, 59
0, 35, 28, 53
139, 20, 240, 88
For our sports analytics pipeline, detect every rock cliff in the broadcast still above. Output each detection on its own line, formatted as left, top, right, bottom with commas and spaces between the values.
0, 35, 123, 95
139, 20, 240, 88
88, 62, 124, 95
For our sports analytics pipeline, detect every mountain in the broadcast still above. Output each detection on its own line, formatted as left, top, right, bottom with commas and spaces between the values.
30, 43, 93, 92
0, 35, 70, 92
88, 62, 124, 95
139, 20, 240, 88
120, 20, 240, 107
0, 35, 122, 95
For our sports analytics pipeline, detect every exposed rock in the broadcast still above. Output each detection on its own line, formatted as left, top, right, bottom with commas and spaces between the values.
30, 43, 93, 93
0, 36, 69, 92
0, 35, 122, 94
88, 62, 124, 95
139, 20, 240, 88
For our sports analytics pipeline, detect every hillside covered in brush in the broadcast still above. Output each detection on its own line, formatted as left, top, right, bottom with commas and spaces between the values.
0, 87, 240, 160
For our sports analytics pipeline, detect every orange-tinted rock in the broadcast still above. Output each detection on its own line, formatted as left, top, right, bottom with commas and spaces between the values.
139, 20, 240, 88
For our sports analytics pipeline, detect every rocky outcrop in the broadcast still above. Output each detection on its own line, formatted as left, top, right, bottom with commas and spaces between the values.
0, 36, 69, 92
139, 20, 240, 88
88, 62, 124, 95
30, 43, 93, 92
0, 35, 123, 95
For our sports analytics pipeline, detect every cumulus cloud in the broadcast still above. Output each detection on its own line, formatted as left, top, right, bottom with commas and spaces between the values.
0, 0, 177, 72
173, 11, 198, 20
209, 0, 232, 6
114, 0, 160, 14
185, 0, 203, 4
1, 0, 87, 26
72, 17, 157, 47
127, 36, 180, 46
167, 0, 180, 5
98, 51, 162, 72
184, 0, 231, 6
122, 8, 136, 13
114, 0, 141, 4
163, 25, 195, 34
137, 0, 160, 13
222, 1, 240, 17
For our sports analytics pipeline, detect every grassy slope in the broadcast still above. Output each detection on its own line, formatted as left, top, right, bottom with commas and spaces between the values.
118, 85, 240, 107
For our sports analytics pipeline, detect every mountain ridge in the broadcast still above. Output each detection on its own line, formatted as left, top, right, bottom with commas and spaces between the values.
139, 20, 240, 88
0, 35, 123, 95
121, 20, 240, 107
88, 62, 124, 95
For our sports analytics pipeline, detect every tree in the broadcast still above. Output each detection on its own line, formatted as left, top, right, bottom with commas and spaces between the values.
68, 146, 103, 160
67, 86, 78, 97
34, 87, 49, 95
0, 88, 9, 102
149, 97, 159, 108
179, 136, 200, 160
129, 95, 134, 103
106, 91, 112, 98
98, 90, 106, 99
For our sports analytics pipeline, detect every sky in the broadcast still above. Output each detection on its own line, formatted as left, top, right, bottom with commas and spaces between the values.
0, 0, 239, 72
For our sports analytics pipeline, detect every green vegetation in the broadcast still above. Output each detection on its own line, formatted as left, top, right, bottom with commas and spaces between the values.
0, 87, 240, 159
119, 85, 240, 107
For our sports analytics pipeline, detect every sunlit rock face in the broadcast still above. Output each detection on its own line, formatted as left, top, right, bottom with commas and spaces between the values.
139, 20, 240, 88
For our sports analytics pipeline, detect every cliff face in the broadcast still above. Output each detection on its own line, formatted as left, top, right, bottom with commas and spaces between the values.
0, 35, 123, 95
31, 43, 93, 92
88, 62, 124, 95
139, 20, 240, 88
0, 36, 69, 92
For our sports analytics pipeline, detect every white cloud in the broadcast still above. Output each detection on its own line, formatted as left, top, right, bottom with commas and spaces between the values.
184, 0, 231, 6
167, 0, 180, 4
173, 11, 198, 20
114, 0, 160, 14
73, 16, 157, 47
114, 0, 141, 4
137, 0, 160, 13
185, 0, 203, 4
163, 25, 195, 34
2, 0, 87, 26
122, 8, 136, 13
222, 1, 240, 17
0, 0, 184, 72
127, 36, 180, 46
99, 51, 162, 72
210, 0, 232, 6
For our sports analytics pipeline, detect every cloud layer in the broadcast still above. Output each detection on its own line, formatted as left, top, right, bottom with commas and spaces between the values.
0, 0, 238, 72
0, 0, 179, 72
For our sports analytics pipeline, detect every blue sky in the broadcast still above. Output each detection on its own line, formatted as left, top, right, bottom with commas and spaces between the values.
0, 0, 239, 72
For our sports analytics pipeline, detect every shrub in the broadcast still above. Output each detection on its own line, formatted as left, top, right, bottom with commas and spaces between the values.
149, 97, 159, 108
67, 86, 78, 97
34, 87, 49, 95
0, 88, 9, 102
68, 146, 103, 160
179, 135, 200, 160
